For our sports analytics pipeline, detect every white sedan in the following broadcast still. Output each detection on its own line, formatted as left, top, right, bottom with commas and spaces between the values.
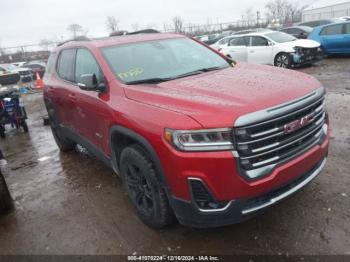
219, 31, 323, 68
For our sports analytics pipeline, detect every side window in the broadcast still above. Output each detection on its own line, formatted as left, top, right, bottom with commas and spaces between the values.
46, 52, 57, 76
321, 24, 343, 36
229, 37, 247, 46
345, 24, 350, 34
250, 36, 269, 46
57, 49, 76, 82
219, 38, 229, 45
289, 28, 302, 35
75, 49, 102, 84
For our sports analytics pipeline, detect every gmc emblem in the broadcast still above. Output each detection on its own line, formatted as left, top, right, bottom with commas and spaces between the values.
284, 114, 314, 134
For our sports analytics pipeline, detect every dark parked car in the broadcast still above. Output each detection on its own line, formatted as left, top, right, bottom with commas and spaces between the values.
203, 35, 224, 45
299, 19, 343, 28
280, 26, 313, 39
22, 62, 46, 78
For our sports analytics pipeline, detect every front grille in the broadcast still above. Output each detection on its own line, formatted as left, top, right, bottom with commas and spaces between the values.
301, 47, 319, 61
235, 93, 326, 173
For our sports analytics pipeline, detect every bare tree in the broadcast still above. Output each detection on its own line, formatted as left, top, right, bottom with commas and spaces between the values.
163, 22, 171, 32
172, 16, 184, 33
265, 0, 306, 24
243, 8, 255, 27
67, 24, 84, 39
106, 16, 119, 32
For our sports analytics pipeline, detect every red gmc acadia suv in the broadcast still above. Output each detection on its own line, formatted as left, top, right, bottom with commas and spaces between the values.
43, 33, 329, 228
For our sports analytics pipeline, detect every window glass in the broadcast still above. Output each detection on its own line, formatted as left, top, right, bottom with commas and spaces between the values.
321, 24, 343, 35
289, 28, 302, 35
230, 37, 247, 46
250, 36, 269, 46
102, 38, 229, 84
218, 37, 230, 45
265, 32, 296, 43
345, 24, 350, 34
75, 49, 102, 83
57, 49, 76, 82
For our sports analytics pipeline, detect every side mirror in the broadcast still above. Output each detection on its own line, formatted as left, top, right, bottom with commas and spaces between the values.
78, 74, 98, 91
268, 41, 274, 46
77, 74, 107, 92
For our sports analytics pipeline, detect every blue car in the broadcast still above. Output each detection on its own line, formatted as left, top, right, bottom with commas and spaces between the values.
308, 22, 350, 54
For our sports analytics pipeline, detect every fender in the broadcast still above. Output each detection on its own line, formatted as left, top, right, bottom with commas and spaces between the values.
109, 125, 169, 190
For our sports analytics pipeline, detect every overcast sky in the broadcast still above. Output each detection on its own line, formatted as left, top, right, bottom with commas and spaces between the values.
0, 0, 316, 47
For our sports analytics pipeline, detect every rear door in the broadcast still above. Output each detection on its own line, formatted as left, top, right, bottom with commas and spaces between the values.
343, 23, 350, 52
225, 37, 248, 62
247, 36, 273, 65
54, 49, 78, 130
74, 48, 110, 150
320, 24, 345, 53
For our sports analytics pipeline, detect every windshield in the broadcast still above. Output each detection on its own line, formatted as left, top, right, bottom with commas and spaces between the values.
102, 38, 230, 84
265, 32, 297, 43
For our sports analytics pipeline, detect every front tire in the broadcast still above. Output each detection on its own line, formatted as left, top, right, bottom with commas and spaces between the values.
274, 53, 291, 68
120, 145, 175, 228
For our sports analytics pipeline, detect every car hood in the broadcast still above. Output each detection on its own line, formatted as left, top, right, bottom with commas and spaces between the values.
279, 39, 320, 49
12, 68, 31, 73
124, 63, 322, 128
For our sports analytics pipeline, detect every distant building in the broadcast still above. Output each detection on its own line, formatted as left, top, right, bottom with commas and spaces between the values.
302, 0, 350, 22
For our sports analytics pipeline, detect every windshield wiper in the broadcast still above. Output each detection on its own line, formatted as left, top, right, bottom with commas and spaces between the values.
126, 66, 227, 85
198, 66, 228, 72
126, 77, 173, 85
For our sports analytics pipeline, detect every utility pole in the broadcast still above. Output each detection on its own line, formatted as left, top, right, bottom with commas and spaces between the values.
257, 11, 261, 27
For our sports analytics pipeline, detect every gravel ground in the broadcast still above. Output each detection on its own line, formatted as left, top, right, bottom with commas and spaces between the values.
0, 58, 349, 255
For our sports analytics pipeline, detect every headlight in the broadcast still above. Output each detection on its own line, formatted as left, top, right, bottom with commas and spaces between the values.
164, 128, 234, 152
293, 46, 303, 54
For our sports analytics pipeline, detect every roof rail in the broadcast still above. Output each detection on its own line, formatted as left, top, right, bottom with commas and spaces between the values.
57, 36, 91, 47
109, 29, 161, 37
127, 29, 161, 35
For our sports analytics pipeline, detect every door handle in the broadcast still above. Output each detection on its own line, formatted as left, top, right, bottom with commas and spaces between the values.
250, 50, 255, 53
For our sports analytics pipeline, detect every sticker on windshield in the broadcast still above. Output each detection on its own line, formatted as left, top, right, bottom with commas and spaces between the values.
118, 68, 144, 80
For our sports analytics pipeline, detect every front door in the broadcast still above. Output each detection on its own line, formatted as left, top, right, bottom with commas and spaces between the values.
247, 36, 273, 65
225, 36, 249, 62
74, 48, 110, 151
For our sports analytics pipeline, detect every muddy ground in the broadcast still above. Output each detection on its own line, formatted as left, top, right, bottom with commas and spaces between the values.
0, 58, 349, 255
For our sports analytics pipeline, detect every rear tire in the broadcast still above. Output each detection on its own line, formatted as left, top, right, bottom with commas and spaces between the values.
274, 53, 291, 68
0, 125, 5, 139
120, 145, 176, 229
0, 170, 13, 215
22, 120, 29, 133
47, 107, 76, 152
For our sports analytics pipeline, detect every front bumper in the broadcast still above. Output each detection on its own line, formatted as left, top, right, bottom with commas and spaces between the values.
291, 50, 323, 66
170, 156, 327, 228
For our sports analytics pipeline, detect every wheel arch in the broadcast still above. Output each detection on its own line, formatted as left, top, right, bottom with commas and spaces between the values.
274, 52, 292, 67
109, 125, 168, 189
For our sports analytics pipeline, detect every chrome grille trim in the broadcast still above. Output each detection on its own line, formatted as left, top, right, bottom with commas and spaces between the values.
234, 87, 327, 179
235, 87, 325, 127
